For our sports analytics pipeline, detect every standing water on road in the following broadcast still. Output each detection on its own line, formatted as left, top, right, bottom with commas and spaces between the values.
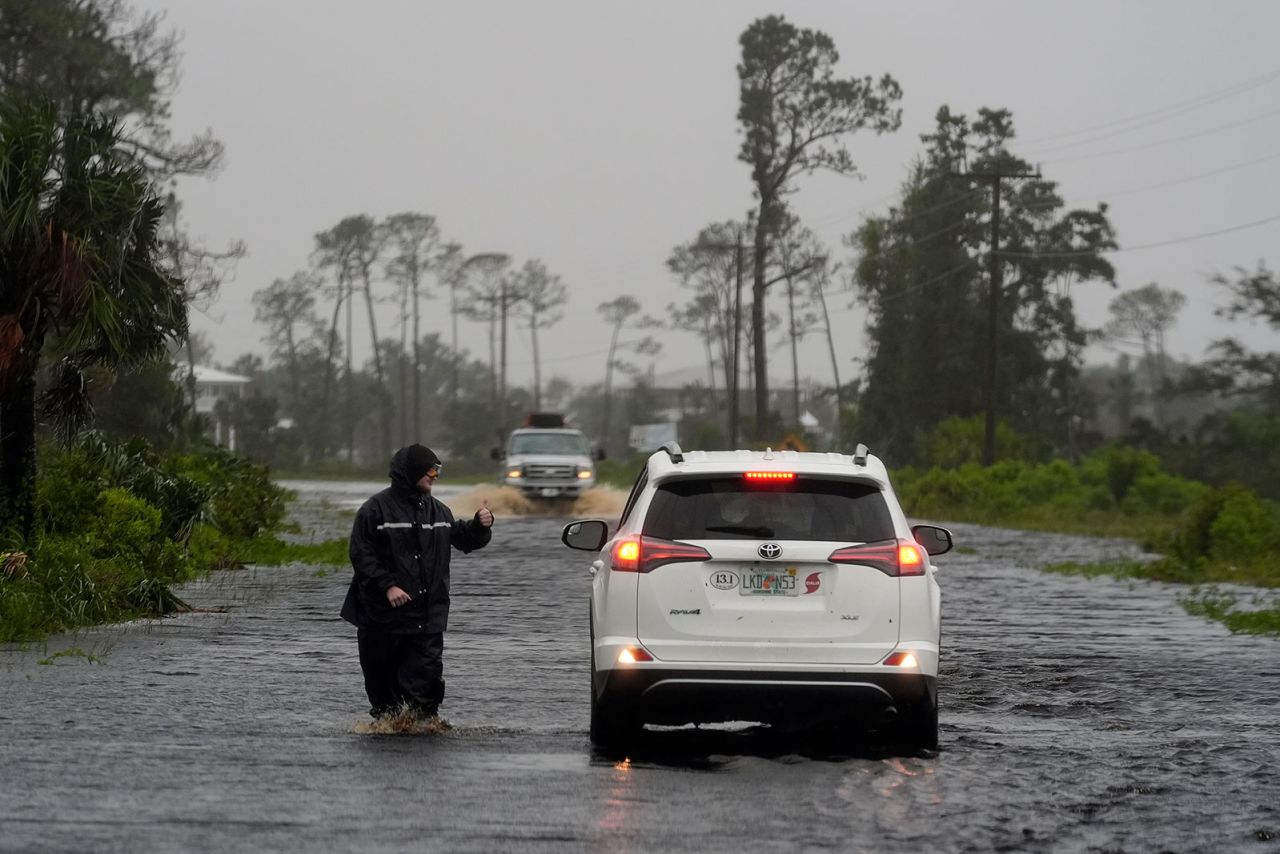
2, 481, 1277, 852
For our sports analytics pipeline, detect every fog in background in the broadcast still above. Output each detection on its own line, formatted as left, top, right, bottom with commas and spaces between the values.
145, 0, 1280, 384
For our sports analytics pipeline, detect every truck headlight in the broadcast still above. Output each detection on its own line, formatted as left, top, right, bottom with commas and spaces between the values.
577, 469, 593, 479
507, 469, 522, 479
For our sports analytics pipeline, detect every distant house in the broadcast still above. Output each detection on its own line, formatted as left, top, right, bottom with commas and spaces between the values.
179, 364, 251, 450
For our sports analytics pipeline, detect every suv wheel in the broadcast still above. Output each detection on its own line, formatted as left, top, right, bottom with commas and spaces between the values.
894, 695, 939, 752
589, 646, 638, 750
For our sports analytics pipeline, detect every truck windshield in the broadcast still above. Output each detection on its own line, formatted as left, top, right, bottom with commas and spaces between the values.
510, 433, 589, 455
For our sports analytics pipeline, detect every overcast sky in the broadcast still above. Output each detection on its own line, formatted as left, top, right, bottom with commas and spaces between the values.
141, 0, 1280, 389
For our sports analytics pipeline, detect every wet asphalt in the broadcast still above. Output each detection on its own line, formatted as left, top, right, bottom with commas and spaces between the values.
1, 481, 1278, 853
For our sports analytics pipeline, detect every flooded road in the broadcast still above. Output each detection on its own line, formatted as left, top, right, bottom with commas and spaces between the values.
2, 481, 1278, 853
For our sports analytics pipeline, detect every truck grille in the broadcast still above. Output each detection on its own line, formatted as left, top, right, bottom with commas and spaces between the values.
525, 464, 576, 480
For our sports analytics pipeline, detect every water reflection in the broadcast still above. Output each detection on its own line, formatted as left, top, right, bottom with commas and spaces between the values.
597, 756, 634, 840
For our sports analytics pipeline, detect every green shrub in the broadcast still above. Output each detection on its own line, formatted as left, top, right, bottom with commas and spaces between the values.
915, 415, 1039, 468
1207, 486, 1280, 566
1121, 473, 1211, 517
5, 436, 294, 641
36, 434, 209, 544
1101, 445, 1161, 504
1155, 484, 1280, 586
166, 446, 288, 541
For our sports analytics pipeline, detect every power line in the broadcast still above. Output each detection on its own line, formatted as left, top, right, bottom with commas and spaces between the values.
1019, 65, 1280, 147
998, 212, 1280, 258
1076, 149, 1280, 200
1041, 106, 1280, 166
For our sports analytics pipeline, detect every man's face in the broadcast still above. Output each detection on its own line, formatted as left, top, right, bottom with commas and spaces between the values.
415, 464, 441, 492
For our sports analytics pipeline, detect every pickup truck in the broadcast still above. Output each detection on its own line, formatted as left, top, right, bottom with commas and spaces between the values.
492, 414, 605, 501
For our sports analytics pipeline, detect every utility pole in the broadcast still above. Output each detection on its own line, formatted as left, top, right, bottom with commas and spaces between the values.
965, 164, 1038, 466
499, 275, 508, 431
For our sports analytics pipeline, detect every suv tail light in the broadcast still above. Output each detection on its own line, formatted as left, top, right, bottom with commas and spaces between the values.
611, 536, 712, 573
827, 538, 926, 577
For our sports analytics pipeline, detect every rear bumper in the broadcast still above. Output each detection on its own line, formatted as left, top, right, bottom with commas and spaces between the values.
594, 666, 935, 727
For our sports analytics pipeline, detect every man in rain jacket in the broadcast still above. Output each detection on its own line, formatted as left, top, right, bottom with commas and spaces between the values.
342, 444, 494, 719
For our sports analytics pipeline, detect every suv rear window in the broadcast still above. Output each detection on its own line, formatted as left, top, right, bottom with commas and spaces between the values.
642, 477, 894, 542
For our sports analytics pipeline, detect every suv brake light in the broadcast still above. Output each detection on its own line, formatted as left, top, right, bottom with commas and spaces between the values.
611, 536, 712, 573
827, 538, 926, 577
744, 471, 795, 481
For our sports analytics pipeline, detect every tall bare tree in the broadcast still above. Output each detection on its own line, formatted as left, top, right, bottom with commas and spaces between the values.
737, 14, 902, 436
667, 222, 745, 413
597, 296, 662, 454
512, 259, 568, 410
1104, 282, 1186, 427
252, 272, 320, 413
381, 212, 439, 440
432, 243, 471, 407
773, 222, 826, 426
459, 253, 512, 416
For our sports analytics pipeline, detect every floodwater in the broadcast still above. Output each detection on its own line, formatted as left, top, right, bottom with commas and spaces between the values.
2, 481, 1277, 853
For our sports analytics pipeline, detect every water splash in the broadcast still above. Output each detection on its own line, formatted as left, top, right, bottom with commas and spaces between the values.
353, 710, 453, 735
446, 486, 626, 519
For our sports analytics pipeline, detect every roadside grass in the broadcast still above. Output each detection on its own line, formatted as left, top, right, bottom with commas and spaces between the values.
1043, 558, 1280, 636
916, 505, 1174, 547
1180, 590, 1280, 636
897, 457, 1280, 637
38, 647, 102, 665
243, 536, 349, 567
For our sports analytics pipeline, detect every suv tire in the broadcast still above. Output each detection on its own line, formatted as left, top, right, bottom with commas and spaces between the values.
894, 694, 938, 752
589, 646, 639, 749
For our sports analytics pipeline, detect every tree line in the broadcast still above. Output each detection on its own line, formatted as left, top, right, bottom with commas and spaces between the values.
5, 1, 1280, 541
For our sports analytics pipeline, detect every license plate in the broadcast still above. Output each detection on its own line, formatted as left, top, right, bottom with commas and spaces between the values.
740, 568, 799, 596
540, 488, 561, 497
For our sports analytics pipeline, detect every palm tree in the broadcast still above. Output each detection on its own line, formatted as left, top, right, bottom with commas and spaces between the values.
0, 99, 185, 541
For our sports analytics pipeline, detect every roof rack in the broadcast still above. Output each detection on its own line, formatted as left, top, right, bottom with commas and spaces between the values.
853, 443, 869, 466
658, 441, 684, 463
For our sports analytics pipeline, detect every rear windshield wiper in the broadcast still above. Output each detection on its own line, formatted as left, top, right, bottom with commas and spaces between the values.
703, 524, 775, 538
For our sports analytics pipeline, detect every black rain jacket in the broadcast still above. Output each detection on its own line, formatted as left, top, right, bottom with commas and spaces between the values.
340, 448, 492, 634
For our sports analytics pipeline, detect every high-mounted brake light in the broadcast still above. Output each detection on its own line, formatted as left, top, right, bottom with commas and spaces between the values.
744, 471, 796, 481
827, 538, 927, 577
611, 536, 711, 573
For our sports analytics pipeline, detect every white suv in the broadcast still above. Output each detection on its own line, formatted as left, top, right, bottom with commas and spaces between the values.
562, 442, 952, 751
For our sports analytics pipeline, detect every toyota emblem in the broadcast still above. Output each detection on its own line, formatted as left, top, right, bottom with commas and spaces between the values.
758, 542, 782, 560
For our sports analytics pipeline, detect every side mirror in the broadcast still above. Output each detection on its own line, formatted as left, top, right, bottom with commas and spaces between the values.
489, 447, 502, 461
594, 448, 607, 461
911, 524, 953, 556
562, 519, 609, 551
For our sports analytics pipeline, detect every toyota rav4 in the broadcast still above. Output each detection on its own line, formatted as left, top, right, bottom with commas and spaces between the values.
561, 442, 952, 751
